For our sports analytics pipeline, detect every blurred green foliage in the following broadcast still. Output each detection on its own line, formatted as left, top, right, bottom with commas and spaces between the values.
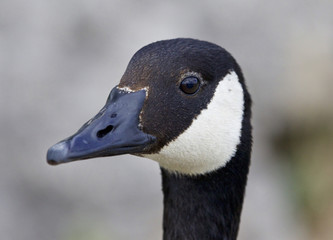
273, 114, 333, 239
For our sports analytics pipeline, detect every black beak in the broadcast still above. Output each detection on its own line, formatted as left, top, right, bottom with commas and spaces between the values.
47, 87, 156, 165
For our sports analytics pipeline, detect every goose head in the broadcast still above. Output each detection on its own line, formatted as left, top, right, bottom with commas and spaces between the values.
47, 38, 251, 176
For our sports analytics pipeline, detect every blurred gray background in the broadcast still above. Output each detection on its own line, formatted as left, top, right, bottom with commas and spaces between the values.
1, 0, 332, 239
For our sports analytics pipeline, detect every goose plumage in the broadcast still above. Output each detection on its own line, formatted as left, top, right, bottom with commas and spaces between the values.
47, 38, 252, 240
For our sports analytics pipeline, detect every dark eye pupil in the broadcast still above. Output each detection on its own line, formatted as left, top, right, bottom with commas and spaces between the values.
180, 77, 200, 94
186, 82, 194, 89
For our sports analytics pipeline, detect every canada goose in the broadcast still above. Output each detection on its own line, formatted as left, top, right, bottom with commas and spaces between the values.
47, 38, 252, 240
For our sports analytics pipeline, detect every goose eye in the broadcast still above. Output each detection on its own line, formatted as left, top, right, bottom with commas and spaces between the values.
180, 77, 200, 94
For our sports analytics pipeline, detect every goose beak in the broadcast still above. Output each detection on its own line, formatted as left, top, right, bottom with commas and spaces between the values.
47, 87, 156, 165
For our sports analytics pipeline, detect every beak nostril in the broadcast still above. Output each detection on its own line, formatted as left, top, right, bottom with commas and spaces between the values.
97, 125, 114, 138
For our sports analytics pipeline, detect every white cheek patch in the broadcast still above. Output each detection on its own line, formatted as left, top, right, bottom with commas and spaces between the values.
144, 71, 244, 175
